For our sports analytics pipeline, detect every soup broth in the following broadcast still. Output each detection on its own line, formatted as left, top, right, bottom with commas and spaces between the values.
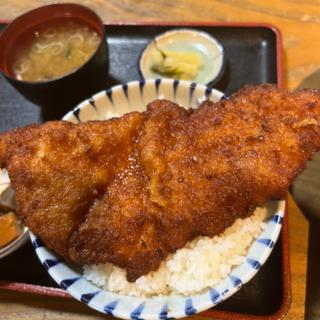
11, 19, 101, 82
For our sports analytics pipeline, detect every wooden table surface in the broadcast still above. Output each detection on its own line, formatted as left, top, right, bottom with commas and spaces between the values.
0, 1, 317, 319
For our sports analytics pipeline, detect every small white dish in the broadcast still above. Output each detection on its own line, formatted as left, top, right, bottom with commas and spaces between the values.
0, 223, 29, 259
0, 169, 29, 259
139, 29, 224, 85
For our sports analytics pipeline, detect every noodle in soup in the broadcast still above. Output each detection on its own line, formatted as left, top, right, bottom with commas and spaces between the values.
11, 19, 101, 82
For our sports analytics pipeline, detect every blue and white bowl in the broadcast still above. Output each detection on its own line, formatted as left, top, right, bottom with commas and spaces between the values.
30, 79, 285, 319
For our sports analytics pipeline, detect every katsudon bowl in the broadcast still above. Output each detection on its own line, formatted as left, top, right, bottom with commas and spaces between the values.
30, 79, 285, 319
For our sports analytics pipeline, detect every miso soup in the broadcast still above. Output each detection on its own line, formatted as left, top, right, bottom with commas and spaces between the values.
11, 19, 101, 82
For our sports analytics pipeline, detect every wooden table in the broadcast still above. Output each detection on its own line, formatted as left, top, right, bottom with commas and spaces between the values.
0, 1, 316, 319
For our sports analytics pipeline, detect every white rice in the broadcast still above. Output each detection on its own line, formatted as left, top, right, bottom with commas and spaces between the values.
83, 207, 269, 297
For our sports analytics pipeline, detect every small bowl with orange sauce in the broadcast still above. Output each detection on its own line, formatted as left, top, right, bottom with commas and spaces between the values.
0, 4, 108, 119
0, 169, 29, 259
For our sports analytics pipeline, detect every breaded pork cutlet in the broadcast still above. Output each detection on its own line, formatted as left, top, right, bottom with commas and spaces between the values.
0, 85, 320, 281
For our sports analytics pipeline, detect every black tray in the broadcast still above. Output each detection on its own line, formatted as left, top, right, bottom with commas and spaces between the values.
0, 24, 280, 129
0, 23, 289, 319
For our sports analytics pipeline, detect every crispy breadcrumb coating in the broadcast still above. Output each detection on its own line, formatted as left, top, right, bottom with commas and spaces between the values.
0, 85, 319, 281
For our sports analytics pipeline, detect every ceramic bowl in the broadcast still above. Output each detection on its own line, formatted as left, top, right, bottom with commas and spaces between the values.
139, 29, 224, 85
30, 79, 285, 319
0, 169, 29, 259
0, 3, 109, 119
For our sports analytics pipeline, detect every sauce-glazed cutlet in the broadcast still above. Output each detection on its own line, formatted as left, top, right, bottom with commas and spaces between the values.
0, 85, 320, 281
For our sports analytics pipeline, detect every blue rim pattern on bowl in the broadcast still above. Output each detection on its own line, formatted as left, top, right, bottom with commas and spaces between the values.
30, 79, 285, 319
